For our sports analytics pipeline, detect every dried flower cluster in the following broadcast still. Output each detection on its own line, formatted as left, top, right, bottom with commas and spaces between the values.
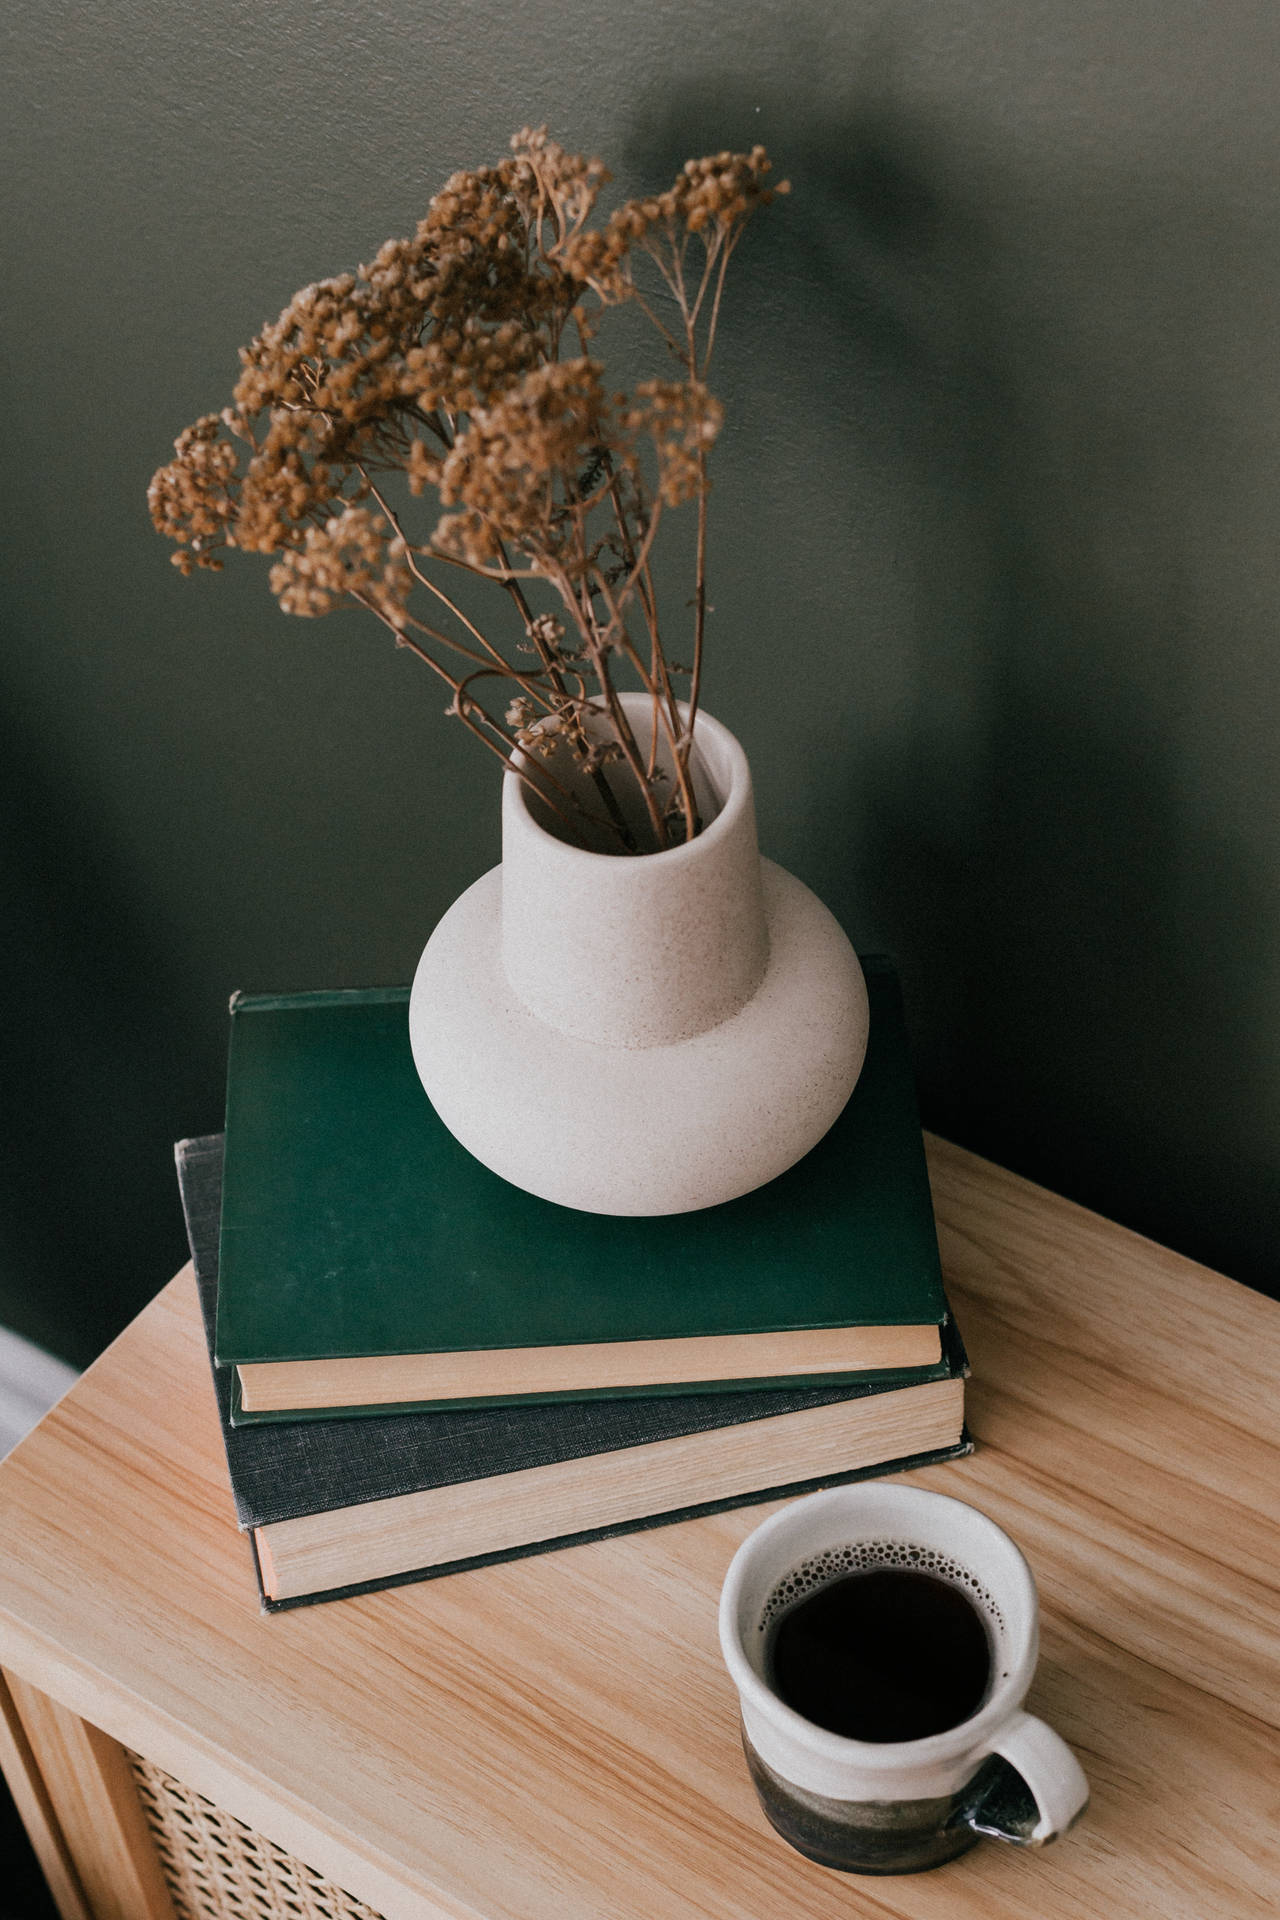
150, 129, 786, 852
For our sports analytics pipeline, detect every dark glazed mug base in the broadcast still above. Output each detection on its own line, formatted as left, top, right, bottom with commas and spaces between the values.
743, 1732, 981, 1876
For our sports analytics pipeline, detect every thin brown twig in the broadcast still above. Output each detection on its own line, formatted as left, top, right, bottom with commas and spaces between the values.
701, 228, 739, 375
491, 533, 637, 850
556, 522, 667, 851
686, 230, 722, 339
590, 562, 698, 842
355, 590, 625, 842
362, 471, 559, 710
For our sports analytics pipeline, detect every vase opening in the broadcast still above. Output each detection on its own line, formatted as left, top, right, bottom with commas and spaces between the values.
517, 700, 728, 856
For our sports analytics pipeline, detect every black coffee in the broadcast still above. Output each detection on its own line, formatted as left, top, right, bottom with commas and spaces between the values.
766, 1567, 992, 1742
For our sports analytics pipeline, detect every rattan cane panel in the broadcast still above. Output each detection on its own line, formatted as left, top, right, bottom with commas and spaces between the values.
127, 1752, 385, 1920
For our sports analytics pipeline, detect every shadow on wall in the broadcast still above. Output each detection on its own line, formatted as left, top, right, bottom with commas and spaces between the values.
633, 67, 1280, 1297
0, 699, 218, 1365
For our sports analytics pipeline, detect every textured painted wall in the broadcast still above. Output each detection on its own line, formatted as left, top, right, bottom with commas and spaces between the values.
3, 0, 1279, 1360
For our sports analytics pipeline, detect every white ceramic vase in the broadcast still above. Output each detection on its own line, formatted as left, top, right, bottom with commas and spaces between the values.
408, 697, 869, 1215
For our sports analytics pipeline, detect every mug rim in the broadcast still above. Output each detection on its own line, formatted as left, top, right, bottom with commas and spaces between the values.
718, 1485, 1040, 1771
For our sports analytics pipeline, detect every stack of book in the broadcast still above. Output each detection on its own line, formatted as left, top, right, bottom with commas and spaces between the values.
177, 955, 969, 1611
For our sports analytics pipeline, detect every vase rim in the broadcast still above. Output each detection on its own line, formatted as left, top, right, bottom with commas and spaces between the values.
503, 695, 751, 866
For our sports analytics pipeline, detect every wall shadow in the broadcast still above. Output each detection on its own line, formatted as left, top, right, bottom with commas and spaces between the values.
631, 70, 1280, 1295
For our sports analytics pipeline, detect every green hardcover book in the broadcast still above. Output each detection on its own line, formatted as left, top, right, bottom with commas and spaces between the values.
182, 1135, 970, 1611
218, 955, 950, 1423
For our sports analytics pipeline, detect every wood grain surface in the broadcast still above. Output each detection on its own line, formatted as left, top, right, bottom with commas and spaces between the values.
0, 1136, 1274, 1920
3, 1673, 176, 1920
0, 1671, 92, 1920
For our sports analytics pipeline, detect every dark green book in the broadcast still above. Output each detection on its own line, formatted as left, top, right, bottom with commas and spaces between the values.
182, 1135, 970, 1610
218, 956, 950, 1423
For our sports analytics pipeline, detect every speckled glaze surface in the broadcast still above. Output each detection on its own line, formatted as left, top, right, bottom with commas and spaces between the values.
409, 701, 869, 1215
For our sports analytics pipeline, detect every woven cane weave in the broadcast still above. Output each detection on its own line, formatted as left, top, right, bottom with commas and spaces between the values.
127, 1752, 386, 1920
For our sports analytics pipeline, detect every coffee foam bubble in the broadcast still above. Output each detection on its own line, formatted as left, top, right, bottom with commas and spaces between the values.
760, 1539, 1005, 1647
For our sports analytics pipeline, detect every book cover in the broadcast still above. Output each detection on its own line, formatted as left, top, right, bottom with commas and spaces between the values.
179, 1136, 970, 1611
218, 955, 951, 1420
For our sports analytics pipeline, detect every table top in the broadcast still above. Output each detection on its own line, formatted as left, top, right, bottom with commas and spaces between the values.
0, 1136, 1275, 1920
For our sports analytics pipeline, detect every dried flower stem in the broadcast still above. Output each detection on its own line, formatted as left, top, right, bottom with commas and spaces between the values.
149, 129, 786, 853
356, 594, 614, 841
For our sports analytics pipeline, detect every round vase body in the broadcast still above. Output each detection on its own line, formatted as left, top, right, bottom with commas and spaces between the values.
409, 701, 869, 1215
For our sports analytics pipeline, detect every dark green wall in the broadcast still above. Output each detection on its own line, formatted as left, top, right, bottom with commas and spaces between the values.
4, 1, 1279, 1363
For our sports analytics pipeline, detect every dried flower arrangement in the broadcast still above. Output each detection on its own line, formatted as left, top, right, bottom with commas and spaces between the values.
149, 129, 785, 854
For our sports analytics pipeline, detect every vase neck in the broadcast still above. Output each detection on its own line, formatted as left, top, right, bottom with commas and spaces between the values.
500, 705, 769, 1049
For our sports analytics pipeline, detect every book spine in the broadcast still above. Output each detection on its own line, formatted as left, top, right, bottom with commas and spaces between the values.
229, 985, 409, 1015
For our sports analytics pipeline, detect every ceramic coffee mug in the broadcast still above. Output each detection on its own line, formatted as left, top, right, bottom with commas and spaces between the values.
718, 1484, 1089, 1874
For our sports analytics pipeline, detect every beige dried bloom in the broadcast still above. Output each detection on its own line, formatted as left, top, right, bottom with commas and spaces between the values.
667, 144, 785, 233
509, 125, 610, 237
557, 223, 632, 301
563, 145, 786, 307
147, 416, 241, 571
150, 128, 785, 853
434, 358, 610, 565
518, 717, 565, 760
269, 509, 411, 627
405, 437, 442, 497
622, 381, 724, 507
400, 316, 541, 417
526, 612, 566, 649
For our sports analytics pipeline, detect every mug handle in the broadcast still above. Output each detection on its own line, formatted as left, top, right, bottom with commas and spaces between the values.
957, 1712, 1090, 1847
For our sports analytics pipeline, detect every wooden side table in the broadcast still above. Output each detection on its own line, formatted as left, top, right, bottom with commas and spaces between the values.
0, 1137, 1275, 1920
